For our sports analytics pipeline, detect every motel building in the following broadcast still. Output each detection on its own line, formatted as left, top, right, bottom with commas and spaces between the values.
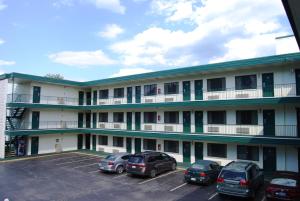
0, 52, 300, 173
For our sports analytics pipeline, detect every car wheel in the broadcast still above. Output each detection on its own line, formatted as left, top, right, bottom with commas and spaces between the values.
116, 166, 124, 174
171, 163, 176, 171
150, 169, 156, 178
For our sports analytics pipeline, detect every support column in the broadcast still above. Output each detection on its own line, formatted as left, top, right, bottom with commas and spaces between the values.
191, 141, 195, 163
95, 135, 99, 151
0, 79, 8, 158
90, 134, 93, 151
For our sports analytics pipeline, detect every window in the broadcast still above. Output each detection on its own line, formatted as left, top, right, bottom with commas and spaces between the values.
113, 137, 123, 147
236, 110, 258, 125
121, 155, 130, 160
99, 113, 108, 122
144, 112, 157, 123
164, 82, 179, 94
207, 143, 227, 158
164, 111, 179, 124
237, 145, 259, 161
99, 89, 109, 99
98, 135, 108, 145
207, 111, 226, 124
143, 139, 156, 151
235, 75, 257, 90
113, 112, 124, 123
144, 84, 157, 96
164, 140, 179, 153
207, 77, 226, 91
114, 88, 124, 98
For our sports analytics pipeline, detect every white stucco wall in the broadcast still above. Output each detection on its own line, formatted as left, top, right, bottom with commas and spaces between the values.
0, 79, 8, 158
28, 134, 77, 155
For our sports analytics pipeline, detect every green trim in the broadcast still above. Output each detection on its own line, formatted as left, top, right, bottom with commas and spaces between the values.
6, 128, 300, 145
6, 97, 300, 110
1, 53, 300, 87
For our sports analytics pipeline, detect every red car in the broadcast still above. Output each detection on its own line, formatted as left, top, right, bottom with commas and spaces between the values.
266, 171, 300, 201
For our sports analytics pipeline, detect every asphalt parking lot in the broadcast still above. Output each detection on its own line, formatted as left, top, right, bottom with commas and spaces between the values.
0, 153, 266, 201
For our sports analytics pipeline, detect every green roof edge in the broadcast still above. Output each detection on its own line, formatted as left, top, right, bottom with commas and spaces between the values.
1, 52, 300, 87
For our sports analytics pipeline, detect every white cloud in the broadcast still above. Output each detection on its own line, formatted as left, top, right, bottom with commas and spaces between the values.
110, 68, 153, 77
0, 60, 16, 66
98, 24, 124, 39
151, 0, 196, 22
53, 0, 125, 14
0, 38, 4, 45
0, 0, 7, 11
48, 50, 116, 67
209, 33, 282, 63
86, 0, 125, 14
110, 0, 288, 68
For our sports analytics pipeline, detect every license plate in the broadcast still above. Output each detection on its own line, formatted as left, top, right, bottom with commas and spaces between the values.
191, 178, 196, 181
276, 192, 286, 197
132, 166, 136, 168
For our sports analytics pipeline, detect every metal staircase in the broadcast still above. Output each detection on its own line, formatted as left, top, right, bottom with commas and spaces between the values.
6, 107, 26, 130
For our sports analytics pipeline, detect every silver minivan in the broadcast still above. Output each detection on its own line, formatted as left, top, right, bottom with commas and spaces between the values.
99, 153, 132, 174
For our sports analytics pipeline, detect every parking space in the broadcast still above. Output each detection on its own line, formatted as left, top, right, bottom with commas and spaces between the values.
0, 152, 266, 201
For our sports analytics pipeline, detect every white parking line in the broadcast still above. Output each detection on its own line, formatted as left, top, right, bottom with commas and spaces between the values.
169, 183, 187, 192
56, 157, 98, 165
208, 192, 218, 200
138, 170, 182, 185
73, 163, 99, 169
113, 174, 127, 179
261, 196, 266, 201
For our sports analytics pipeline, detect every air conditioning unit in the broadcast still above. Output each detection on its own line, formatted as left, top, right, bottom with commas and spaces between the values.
99, 123, 106, 128
112, 149, 119, 153
99, 101, 106, 104
144, 125, 152, 130
114, 100, 121, 104
165, 98, 174, 102
164, 125, 174, 132
236, 127, 250, 134
57, 97, 65, 104
207, 95, 220, 100
236, 94, 249, 99
114, 124, 121, 129
208, 126, 219, 132
145, 99, 153, 103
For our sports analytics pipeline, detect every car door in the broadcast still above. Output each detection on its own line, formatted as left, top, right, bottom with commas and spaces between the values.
154, 154, 165, 173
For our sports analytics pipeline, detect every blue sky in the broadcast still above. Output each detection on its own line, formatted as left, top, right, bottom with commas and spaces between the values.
0, 0, 296, 81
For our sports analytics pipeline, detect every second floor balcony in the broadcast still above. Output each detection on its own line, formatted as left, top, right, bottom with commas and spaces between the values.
7, 120, 299, 138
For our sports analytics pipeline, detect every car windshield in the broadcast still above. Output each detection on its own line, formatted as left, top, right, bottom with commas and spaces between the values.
271, 178, 297, 187
191, 163, 206, 170
220, 170, 246, 181
105, 155, 117, 161
128, 156, 144, 163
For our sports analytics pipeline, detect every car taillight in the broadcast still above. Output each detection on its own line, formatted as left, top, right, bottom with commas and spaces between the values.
184, 170, 188, 175
199, 172, 206, 177
240, 179, 249, 186
217, 177, 224, 183
108, 161, 114, 166
266, 187, 274, 193
137, 163, 145, 167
